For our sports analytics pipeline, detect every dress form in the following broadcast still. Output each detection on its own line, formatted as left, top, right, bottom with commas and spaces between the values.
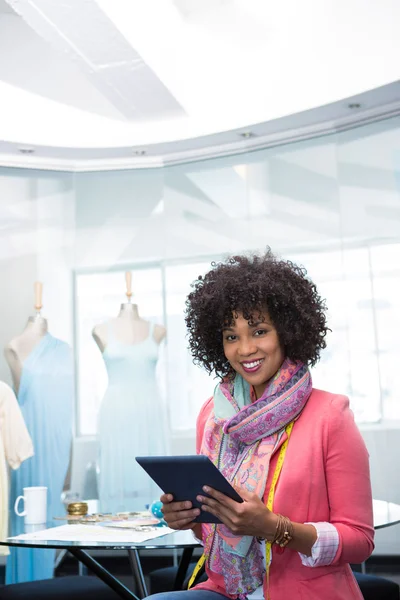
94, 272, 168, 513
4, 283, 48, 394
5, 283, 74, 584
92, 272, 166, 352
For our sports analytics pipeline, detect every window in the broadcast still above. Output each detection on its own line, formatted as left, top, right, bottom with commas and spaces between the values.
75, 245, 400, 437
296, 245, 400, 423
370, 243, 400, 421
164, 262, 215, 432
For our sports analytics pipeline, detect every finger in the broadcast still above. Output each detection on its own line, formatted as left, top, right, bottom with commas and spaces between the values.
160, 493, 174, 503
198, 501, 236, 530
232, 485, 268, 511
164, 508, 200, 523
197, 495, 238, 523
201, 486, 242, 510
161, 500, 193, 514
166, 514, 199, 529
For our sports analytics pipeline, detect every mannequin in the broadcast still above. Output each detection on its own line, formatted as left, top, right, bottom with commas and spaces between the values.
4, 283, 48, 394
92, 272, 166, 351
94, 271, 168, 514
4, 282, 73, 584
0, 382, 33, 557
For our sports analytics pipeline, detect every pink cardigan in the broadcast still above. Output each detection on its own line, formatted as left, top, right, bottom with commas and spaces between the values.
194, 389, 374, 600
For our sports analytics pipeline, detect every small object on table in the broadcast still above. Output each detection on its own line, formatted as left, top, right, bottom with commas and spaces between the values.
67, 502, 88, 516
150, 500, 167, 526
149, 501, 163, 519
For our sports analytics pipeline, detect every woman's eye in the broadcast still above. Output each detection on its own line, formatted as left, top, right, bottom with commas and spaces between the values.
254, 329, 267, 337
225, 335, 237, 342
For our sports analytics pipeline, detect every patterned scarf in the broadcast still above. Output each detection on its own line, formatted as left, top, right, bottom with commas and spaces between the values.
200, 359, 312, 597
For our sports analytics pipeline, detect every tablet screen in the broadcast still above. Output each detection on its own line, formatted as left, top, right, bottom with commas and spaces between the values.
136, 455, 243, 524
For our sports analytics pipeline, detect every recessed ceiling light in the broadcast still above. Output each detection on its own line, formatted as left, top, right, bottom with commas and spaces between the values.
238, 131, 256, 139
133, 150, 146, 156
18, 147, 35, 154
348, 103, 362, 109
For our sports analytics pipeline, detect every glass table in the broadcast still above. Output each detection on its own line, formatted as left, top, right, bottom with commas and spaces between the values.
371, 499, 400, 530
1, 500, 399, 599
0, 525, 198, 600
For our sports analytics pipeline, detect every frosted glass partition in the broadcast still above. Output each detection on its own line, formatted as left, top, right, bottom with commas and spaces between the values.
0, 167, 76, 388
1, 116, 400, 438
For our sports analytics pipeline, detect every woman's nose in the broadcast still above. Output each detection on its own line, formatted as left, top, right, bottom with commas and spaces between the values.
238, 338, 257, 356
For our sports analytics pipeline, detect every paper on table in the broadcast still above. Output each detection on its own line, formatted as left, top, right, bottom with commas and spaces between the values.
9, 524, 175, 543
102, 519, 161, 528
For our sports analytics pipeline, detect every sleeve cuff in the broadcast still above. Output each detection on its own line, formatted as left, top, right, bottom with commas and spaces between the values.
299, 522, 339, 567
9, 445, 34, 470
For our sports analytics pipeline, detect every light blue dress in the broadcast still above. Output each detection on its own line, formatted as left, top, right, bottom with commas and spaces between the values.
6, 333, 74, 584
98, 323, 169, 513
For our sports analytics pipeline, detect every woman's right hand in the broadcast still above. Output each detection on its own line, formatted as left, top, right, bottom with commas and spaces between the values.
160, 493, 200, 530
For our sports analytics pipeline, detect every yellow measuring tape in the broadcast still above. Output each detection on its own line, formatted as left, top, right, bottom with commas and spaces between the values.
187, 551, 207, 589
264, 420, 294, 599
188, 421, 294, 593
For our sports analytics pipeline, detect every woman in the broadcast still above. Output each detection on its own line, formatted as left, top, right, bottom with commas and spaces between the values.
154, 251, 374, 600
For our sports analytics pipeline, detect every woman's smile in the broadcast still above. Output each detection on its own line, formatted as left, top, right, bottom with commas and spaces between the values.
240, 358, 264, 373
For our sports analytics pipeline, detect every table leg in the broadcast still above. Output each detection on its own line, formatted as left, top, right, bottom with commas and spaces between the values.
54, 549, 67, 570
68, 548, 140, 600
78, 561, 88, 576
128, 549, 148, 598
173, 547, 195, 590
361, 561, 367, 574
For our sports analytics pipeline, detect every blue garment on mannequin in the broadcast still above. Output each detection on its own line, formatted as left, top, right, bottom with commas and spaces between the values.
6, 333, 73, 584
98, 323, 168, 513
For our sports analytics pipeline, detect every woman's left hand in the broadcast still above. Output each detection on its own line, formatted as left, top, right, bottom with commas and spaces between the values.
197, 486, 277, 538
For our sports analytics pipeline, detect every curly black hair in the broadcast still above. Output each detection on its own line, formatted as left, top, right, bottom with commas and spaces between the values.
185, 249, 329, 379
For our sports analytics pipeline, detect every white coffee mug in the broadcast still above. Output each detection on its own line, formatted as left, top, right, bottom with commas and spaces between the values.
14, 486, 47, 525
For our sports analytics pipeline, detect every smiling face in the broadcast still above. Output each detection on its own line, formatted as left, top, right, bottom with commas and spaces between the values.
222, 312, 285, 399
